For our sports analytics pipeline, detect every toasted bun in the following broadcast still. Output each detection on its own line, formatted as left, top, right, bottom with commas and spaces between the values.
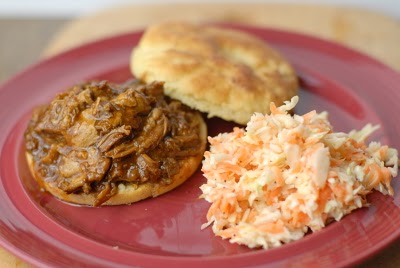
26, 113, 207, 206
131, 22, 298, 125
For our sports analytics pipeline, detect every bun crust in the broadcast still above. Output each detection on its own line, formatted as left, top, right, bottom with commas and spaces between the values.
26, 113, 207, 206
131, 22, 298, 124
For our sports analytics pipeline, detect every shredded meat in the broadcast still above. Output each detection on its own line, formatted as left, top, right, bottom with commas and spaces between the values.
24, 79, 203, 206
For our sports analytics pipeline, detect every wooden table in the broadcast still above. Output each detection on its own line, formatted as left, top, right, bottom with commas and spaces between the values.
1, 3, 400, 267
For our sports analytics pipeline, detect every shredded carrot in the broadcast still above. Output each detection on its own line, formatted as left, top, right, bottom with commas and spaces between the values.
258, 222, 285, 234
265, 187, 282, 206
316, 185, 332, 213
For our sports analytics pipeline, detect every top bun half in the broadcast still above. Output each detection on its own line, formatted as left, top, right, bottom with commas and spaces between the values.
131, 22, 298, 124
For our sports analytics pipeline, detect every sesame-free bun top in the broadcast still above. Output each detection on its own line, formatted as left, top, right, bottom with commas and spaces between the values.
131, 22, 299, 124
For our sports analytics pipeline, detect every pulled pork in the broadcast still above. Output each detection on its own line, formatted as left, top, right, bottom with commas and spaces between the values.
24, 79, 203, 205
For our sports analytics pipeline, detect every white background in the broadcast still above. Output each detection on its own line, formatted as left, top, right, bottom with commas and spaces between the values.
0, 0, 399, 19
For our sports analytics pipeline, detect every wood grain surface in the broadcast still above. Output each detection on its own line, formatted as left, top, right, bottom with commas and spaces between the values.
1, 3, 399, 268
43, 3, 400, 70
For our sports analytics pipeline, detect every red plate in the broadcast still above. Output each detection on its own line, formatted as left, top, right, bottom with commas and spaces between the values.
0, 24, 399, 268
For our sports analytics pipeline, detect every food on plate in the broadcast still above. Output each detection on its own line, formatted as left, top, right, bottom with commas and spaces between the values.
131, 22, 298, 125
24, 79, 207, 206
200, 96, 398, 249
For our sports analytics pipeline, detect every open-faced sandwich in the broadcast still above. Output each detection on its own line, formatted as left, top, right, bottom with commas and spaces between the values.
24, 79, 207, 206
25, 22, 299, 207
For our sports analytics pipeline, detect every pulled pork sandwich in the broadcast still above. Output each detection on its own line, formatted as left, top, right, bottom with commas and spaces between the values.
24, 79, 207, 206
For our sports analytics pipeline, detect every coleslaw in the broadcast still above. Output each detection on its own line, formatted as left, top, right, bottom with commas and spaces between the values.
200, 96, 398, 249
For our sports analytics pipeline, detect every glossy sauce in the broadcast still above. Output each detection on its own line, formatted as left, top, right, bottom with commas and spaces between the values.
24, 79, 204, 205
